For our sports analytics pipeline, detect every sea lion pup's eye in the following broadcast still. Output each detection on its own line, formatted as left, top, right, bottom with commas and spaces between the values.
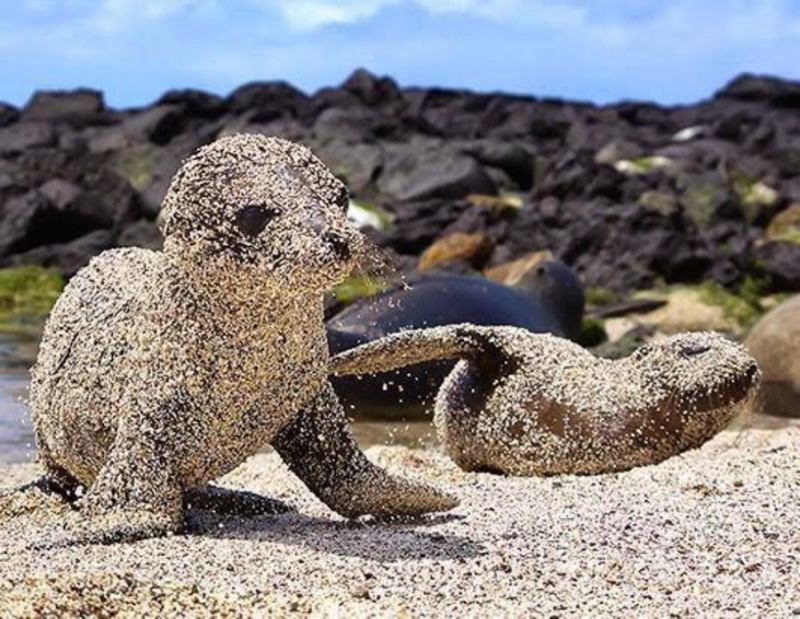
680, 343, 711, 358
235, 204, 278, 237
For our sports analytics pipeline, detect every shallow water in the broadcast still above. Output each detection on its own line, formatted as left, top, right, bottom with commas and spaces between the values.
0, 328, 437, 465
0, 331, 39, 464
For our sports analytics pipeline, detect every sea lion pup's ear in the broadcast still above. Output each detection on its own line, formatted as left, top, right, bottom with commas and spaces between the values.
330, 324, 492, 376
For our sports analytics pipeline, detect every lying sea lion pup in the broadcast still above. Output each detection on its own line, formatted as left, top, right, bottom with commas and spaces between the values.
0, 134, 456, 545
331, 325, 760, 475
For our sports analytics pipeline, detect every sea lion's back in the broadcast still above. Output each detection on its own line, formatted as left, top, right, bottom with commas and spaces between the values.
31, 247, 161, 409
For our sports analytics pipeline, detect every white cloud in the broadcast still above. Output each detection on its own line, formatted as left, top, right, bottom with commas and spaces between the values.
85, 0, 218, 35
274, 0, 400, 31
255, 0, 588, 31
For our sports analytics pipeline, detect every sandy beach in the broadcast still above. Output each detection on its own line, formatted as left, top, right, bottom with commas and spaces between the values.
1, 428, 798, 617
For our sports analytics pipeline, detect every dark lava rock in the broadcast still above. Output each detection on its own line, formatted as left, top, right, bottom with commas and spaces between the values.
21, 89, 105, 125
4, 229, 115, 276
121, 104, 186, 145
379, 145, 496, 201
754, 241, 800, 291
0, 191, 57, 256
371, 199, 474, 255
1, 70, 800, 295
107, 132, 210, 216
716, 73, 800, 107
341, 68, 401, 107
118, 219, 162, 251
536, 152, 624, 201
313, 106, 397, 144
0, 122, 56, 154
463, 140, 535, 189
0, 103, 18, 128
156, 89, 227, 118
313, 139, 383, 197
226, 81, 309, 121
13, 148, 139, 229
0, 176, 131, 260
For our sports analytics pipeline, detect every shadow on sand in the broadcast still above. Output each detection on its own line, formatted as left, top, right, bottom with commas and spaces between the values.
184, 501, 481, 562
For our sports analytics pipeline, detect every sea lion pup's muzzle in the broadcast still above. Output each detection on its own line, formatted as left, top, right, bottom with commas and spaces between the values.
324, 229, 352, 261
308, 214, 360, 263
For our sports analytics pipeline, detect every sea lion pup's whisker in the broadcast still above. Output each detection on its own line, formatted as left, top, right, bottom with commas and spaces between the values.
352, 235, 397, 280
732, 384, 759, 447
331, 326, 760, 476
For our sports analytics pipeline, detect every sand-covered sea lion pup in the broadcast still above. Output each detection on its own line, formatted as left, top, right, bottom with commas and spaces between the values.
331, 325, 760, 475
0, 134, 456, 545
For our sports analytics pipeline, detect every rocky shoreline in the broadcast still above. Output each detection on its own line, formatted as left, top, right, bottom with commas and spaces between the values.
1, 70, 799, 296
1, 430, 798, 616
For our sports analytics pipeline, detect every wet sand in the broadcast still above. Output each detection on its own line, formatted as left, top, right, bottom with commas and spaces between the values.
1, 428, 798, 617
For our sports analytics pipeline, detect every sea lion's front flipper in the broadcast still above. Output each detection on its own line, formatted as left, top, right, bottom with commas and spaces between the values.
34, 413, 184, 548
273, 383, 458, 518
330, 324, 484, 377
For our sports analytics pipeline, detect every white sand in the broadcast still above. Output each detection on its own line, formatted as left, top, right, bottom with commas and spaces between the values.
1, 428, 798, 617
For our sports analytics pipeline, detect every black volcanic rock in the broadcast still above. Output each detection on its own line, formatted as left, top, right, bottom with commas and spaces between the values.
378, 143, 496, 201
463, 140, 536, 189
0, 103, 18, 128
226, 81, 309, 120
156, 89, 227, 118
20, 89, 105, 125
342, 68, 401, 107
120, 104, 187, 145
372, 198, 475, 255
4, 229, 115, 276
716, 73, 800, 107
0, 71, 799, 297
118, 219, 162, 251
0, 122, 56, 154
754, 241, 800, 291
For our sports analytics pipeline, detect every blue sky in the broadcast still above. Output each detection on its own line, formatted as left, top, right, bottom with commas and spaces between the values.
2, 0, 800, 108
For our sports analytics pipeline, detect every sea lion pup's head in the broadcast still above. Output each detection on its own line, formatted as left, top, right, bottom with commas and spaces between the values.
159, 133, 363, 290
627, 331, 760, 430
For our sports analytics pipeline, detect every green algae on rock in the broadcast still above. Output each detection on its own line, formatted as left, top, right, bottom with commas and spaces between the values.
0, 266, 63, 333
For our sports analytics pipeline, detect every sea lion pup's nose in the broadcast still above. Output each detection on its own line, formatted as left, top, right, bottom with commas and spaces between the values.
324, 230, 351, 260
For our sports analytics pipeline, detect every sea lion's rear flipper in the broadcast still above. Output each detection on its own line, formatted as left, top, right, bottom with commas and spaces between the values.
273, 383, 458, 518
0, 477, 76, 521
185, 485, 295, 517
330, 324, 488, 377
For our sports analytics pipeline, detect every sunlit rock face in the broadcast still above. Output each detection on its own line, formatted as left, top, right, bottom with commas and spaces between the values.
746, 294, 800, 418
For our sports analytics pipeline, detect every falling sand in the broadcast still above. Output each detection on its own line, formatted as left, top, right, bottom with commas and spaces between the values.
1, 428, 798, 617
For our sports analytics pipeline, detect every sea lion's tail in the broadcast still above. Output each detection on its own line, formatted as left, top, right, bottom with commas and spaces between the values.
330, 324, 490, 376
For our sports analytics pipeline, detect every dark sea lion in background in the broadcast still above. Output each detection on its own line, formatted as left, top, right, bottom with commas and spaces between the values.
331, 325, 760, 475
326, 262, 584, 419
